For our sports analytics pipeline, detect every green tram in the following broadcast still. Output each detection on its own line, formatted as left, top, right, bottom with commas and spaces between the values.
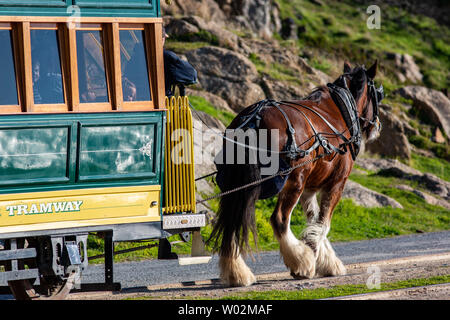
0, 0, 206, 299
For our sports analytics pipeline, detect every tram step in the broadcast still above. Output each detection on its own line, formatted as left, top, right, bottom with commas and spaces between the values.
0, 269, 39, 285
178, 256, 212, 266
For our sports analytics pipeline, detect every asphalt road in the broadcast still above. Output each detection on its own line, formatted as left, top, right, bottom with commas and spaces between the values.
1, 230, 449, 300
81, 230, 450, 289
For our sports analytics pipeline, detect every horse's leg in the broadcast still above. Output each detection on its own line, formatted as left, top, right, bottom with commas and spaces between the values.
270, 178, 316, 279
301, 183, 346, 277
219, 236, 256, 287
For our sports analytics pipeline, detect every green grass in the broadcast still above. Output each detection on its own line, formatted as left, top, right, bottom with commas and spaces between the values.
164, 40, 211, 54
410, 153, 450, 182
218, 275, 450, 300
248, 52, 303, 85
188, 95, 235, 126
127, 275, 450, 300
275, 0, 450, 91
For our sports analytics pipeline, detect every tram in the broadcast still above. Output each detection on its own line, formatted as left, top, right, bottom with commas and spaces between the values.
0, 0, 206, 299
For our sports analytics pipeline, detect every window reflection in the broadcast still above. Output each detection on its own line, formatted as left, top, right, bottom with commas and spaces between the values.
31, 30, 65, 105
77, 30, 109, 103
120, 30, 151, 102
0, 30, 18, 105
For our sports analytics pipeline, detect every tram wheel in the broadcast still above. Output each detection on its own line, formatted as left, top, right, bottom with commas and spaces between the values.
6, 238, 80, 300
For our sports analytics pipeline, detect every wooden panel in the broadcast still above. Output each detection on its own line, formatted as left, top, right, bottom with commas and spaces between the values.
146, 22, 164, 109
110, 22, 123, 110
19, 22, 33, 112
68, 27, 80, 111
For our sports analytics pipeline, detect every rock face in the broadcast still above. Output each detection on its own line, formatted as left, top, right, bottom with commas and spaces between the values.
161, 0, 226, 23
192, 110, 226, 208
356, 157, 450, 202
185, 46, 265, 111
342, 180, 403, 208
214, 0, 281, 39
396, 86, 450, 139
364, 107, 411, 160
387, 53, 423, 83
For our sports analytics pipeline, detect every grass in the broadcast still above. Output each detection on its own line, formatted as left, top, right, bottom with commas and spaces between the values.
275, 0, 450, 92
127, 275, 450, 300
410, 153, 450, 182
218, 275, 450, 300
248, 52, 303, 85
164, 40, 211, 54
188, 95, 235, 126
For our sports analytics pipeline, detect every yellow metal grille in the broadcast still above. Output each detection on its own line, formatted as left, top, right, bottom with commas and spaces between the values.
163, 96, 196, 214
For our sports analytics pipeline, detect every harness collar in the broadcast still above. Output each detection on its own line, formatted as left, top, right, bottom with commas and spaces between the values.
327, 78, 361, 160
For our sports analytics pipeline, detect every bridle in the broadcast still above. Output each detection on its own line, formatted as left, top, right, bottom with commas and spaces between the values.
339, 68, 384, 130
360, 78, 384, 128
222, 67, 384, 163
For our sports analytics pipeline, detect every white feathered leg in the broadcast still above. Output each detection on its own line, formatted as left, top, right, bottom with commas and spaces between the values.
219, 240, 256, 287
302, 222, 346, 277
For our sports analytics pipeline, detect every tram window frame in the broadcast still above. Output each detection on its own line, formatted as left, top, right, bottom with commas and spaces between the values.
118, 23, 154, 110
0, 17, 165, 114
75, 24, 113, 112
29, 23, 68, 112
0, 23, 22, 113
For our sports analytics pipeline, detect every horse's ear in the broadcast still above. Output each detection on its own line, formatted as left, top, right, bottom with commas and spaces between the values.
366, 60, 378, 79
343, 61, 352, 73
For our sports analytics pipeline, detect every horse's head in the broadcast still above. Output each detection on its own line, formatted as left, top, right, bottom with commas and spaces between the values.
340, 61, 383, 142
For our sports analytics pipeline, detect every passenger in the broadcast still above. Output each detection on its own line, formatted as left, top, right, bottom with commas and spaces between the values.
162, 27, 198, 97
123, 78, 137, 102
32, 56, 64, 104
32, 60, 43, 104
123, 41, 150, 101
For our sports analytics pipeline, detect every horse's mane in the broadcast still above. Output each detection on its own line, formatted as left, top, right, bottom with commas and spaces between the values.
302, 86, 328, 102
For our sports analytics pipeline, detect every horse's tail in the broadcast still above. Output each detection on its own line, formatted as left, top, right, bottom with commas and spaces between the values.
208, 163, 261, 258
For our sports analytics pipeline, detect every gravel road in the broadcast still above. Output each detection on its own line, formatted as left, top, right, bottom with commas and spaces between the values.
81, 230, 450, 289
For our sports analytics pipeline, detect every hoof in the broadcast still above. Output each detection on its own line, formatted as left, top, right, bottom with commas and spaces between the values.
290, 271, 312, 280
219, 254, 256, 287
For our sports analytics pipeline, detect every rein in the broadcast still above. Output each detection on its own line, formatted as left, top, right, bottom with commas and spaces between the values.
193, 73, 384, 202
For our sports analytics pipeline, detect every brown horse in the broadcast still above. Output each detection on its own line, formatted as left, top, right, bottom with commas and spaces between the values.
209, 61, 383, 287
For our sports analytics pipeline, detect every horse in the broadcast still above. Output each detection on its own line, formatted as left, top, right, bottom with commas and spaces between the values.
208, 61, 384, 287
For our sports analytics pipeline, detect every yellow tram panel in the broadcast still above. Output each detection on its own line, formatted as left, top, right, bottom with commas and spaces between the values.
163, 96, 196, 214
0, 185, 161, 233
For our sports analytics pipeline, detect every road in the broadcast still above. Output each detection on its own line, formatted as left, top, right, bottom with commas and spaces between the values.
81, 230, 450, 288
1, 230, 449, 300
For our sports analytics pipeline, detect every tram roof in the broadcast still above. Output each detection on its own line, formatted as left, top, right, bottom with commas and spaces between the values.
0, 0, 161, 18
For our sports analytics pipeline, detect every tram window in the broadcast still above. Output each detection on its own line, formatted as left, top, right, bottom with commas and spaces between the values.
0, 30, 18, 105
76, 30, 109, 103
31, 30, 65, 105
120, 30, 151, 102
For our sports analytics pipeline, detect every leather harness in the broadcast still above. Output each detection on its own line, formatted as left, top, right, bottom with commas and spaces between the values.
234, 75, 383, 162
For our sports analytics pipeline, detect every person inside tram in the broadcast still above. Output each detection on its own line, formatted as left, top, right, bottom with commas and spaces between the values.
123, 77, 137, 102
32, 54, 64, 105
32, 60, 44, 104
